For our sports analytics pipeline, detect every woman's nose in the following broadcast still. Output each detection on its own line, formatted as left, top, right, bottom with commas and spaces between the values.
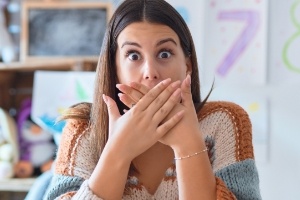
143, 60, 159, 80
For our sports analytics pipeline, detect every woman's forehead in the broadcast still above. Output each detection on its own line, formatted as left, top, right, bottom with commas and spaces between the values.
117, 22, 180, 45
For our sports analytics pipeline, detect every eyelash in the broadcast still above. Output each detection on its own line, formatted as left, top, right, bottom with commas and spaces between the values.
124, 49, 174, 59
125, 50, 138, 57
160, 48, 174, 56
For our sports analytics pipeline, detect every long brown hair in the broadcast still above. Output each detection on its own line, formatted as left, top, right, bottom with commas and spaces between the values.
62, 0, 210, 161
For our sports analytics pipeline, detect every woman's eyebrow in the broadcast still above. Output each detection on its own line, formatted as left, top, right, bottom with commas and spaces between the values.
121, 38, 177, 48
121, 41, 141, 48
156, 38, 177, 46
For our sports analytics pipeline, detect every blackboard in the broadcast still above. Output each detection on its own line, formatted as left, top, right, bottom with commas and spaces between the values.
21, 2, 112, 61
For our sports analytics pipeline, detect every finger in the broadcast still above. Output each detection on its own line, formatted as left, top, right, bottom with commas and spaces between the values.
116, 84, 143, 102
136, 78, 172, 111
123, 109, 129, 113
118, 93, 135, 109
129, 82, 150, 95
146, 80, 181, 115
181, 74, 193, 106
155, 110, 185, 138
152, 88, 181, 124
102, 94, 121, 122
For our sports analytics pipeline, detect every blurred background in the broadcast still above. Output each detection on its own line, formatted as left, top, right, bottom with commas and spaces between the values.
0, 0, 299, 199
170, 0, 300, 199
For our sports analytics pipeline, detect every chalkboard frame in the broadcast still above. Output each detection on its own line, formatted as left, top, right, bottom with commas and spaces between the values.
20, 1, 112, 62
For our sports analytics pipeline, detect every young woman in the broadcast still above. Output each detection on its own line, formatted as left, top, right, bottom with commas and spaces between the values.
44, 0, 261, 199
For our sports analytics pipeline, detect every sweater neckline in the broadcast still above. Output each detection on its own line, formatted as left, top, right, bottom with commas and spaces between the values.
127, 162, 177, 196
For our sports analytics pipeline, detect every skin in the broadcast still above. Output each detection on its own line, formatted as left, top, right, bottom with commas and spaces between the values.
115, 22, 190, 88
89, 22, 216, 200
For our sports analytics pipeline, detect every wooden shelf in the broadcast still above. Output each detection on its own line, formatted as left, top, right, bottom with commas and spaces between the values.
0, 178, 36, 192
0, 58, 98, 72
0, 61, 72, 71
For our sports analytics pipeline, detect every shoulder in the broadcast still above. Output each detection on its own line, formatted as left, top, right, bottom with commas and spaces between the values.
62, 119, 90, 136
55, 119, 96, 179
59, 119, 90, 154
197, 101, 254, 171
197, 101, 250, 123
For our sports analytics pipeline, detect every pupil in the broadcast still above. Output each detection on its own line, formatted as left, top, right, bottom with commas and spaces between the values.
132, 54, 138, 60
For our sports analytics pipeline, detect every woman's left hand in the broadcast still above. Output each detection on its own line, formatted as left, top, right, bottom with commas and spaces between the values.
117, 74, 206, 152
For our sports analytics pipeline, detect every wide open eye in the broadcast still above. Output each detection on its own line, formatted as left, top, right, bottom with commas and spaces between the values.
158, 50, 173, 59
127, 51, 141, 61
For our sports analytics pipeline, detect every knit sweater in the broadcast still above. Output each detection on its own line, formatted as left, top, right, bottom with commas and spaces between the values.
44, 101, 262, 200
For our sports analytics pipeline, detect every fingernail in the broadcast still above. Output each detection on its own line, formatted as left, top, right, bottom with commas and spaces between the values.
102, 94, 108, 103
162, 78, 171, 85
186, 74, 191, 86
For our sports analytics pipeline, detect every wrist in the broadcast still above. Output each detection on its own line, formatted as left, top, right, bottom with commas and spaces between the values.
174, 148, 208, 160
171, 133, 206, 158
90, 143, 131, 199
101, 144, 132, 168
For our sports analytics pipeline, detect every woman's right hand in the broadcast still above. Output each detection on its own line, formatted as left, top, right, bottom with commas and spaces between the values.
102, 78, 184, 162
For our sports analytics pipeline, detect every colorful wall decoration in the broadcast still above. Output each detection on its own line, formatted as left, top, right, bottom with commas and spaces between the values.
203, 0, 268, 85
31, 71, 95, 144
269, 0, 300, 83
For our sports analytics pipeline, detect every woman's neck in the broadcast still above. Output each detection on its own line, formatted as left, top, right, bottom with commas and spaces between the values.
133, 142, 174, 174
131, 142, 175, 195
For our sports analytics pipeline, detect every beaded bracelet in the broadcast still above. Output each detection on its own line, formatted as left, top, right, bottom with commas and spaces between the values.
174, 148, 208, 160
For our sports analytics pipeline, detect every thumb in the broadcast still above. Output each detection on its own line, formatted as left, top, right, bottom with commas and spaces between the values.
181, 74, 193, 106
102, 94, 121, 123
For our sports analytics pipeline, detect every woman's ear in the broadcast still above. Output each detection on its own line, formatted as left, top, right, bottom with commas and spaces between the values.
185, 57, 192, 75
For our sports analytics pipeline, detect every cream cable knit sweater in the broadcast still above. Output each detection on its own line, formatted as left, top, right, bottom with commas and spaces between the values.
44, 101, 262, 200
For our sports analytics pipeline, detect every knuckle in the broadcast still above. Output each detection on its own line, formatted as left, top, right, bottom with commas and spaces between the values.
162, 123, 170, 132
132, 82, 141, 90
148, 91, 156, 98
129, 107, 139, 115
160, 108, 167, 115
154, 97, 163, 105
167, 96, 179, 106
127, 87, 132, 94
158, 82, 166, 90
134, 94, 142, 102
170, 96, 178, 103
183, 90, 190, 95
108, 104, 113, 111
167, 85, 175, 93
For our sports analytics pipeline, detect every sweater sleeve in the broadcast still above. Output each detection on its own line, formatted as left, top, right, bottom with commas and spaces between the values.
43, 119, 103, 200
198, 101, 262, 200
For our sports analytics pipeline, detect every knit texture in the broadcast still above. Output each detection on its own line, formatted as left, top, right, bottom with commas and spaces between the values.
44, 101, 262, 200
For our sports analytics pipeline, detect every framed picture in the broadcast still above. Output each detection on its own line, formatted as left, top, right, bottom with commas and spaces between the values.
20, 1, 112, 62
32, 70, 96, 145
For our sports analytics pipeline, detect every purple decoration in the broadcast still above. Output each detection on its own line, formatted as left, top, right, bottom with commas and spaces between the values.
0, 0, 8, 9
217, 10, 260, 76
16, 98, 32, 161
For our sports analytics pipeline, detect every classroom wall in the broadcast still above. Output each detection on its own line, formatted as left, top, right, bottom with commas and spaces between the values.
27, 0, 300, 199
75, 0, 300, 198
166, 0, 300, 199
